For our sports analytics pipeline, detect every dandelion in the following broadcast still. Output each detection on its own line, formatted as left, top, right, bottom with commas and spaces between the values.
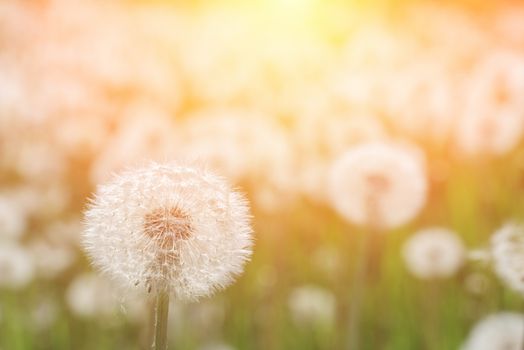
0, 195, 27, 240
66, 273, 119, 319
491, 223, 524, 294
82, 162, 253, 349
328, 142, 427, 229
0, 242, 34, 289
176, 108, 295, 212
456, 50, 524, 156
90, 110, 177, 185
464, 272, 490, 296
31, 298, 58, 331
295, 115, 386, 203
329, 142, 427, 349
402, 228, 465, 279
288, 285, 336, 327
199, 343, 236, 350
28, 240, 75, 280
462, 312, 524, 350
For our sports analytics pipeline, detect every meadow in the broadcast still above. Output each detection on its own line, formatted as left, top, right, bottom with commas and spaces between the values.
1, 0, 524, 349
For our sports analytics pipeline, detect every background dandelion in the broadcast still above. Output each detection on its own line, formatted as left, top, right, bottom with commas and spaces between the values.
1, 0, 524, 349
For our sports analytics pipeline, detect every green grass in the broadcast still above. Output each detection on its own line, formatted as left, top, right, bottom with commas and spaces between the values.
1, 150, 524, 350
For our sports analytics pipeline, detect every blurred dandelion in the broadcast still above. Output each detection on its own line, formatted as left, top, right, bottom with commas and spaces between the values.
0, 195, 27, 240
328, 141, 427, 229
0, 243, 34, 289
288, 285, 336, 327
90, 109, 178, 185
462, 312, 524, 350
176, 108, 296, 212
82, 162, 253, 349
199, 343, 236, 350
491, 223, 524, 294
464, 272, 491, 296
457, 50, 524, 156
66, 273, 119, 319
402, 227, 465, 279
31, 298, 58, 332
329, 141, 427, 349
28, 240, 75, 280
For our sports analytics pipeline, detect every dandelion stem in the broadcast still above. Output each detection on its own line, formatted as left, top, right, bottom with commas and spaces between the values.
521, 301, 524, 350
347, 228, 373, 350
152, 290, 170, 350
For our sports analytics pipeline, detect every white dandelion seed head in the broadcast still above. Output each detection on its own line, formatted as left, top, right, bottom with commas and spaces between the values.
402, 228, 465, 279
462, 312, 524, 350
457, 50, 524, 156
491, 223, 524, 294
0, 242, 34, 289
328, 142, 427, 229
456, 109, 524, 157
82, 162, 253, 301
288, 285, 336, 327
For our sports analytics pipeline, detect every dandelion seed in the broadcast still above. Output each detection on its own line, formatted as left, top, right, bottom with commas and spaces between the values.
462, 312, 524, 350
328, 142, 427, 229
402, 228, 465, 279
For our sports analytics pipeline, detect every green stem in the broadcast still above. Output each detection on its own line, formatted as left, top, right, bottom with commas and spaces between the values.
152, 291, 170, 350
346, 229, 373, 350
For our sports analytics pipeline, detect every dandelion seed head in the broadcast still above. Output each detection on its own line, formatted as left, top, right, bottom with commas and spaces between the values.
328, 142, 427, 229
82, 162, 253, 301
491, 223, 524, 294
0, 242, 34, 289
462, 312, 524, 350
402, 228, 465, 279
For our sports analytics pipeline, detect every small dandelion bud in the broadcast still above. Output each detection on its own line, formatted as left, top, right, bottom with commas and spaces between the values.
491, 222, 524, 295
82, 162, 253, 301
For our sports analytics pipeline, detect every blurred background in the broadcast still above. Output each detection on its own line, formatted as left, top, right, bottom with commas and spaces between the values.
1, 0, 524, 349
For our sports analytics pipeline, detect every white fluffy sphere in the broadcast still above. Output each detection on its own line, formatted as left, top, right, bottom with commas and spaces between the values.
328, 142, 427, 229
462, 312, 524, 350
83, 162, 253, 301
402, 227, 465, 279
491, 223, 524, 294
